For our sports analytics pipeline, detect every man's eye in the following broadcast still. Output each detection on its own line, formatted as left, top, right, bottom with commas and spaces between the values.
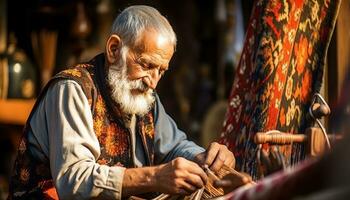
140, 62, 149, 69
149, 64, 158, 69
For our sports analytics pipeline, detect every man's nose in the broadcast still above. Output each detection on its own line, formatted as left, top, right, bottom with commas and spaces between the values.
144, 69, 161, 90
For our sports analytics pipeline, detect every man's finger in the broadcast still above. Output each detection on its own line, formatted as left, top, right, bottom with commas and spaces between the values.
205, 142, 221, 166
224, 156, 235, 169
213, 173, 252, 193
186, 161, 208, 184
209, 150, 225, 172
179, 180, 198, 194
184, 173, 206, 189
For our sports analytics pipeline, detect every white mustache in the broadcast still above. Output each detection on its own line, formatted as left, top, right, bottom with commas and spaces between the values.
129, 79, 147, 90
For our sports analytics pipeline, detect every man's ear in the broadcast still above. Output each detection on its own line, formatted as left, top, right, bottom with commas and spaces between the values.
106, 34, 122, 64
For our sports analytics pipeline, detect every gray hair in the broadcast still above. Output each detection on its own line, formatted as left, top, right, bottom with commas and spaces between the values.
111, 5, 177, 50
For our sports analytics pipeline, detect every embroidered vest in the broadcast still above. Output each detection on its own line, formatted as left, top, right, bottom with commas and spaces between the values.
8, 54, 155, 199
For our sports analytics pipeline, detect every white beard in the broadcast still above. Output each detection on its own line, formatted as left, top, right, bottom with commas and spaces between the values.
107, 46, 155, 116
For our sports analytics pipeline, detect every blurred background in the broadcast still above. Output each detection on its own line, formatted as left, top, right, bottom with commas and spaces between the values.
0, 0, 349, 199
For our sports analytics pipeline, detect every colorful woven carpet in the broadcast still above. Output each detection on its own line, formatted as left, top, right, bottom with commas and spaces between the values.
220, 70, 350, 200
219, 0, 341, 179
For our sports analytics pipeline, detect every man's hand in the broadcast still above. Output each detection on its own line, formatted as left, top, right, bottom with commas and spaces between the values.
194, 142, 235, 173
213, 172, 254, 194
154, 157, 208, 195
122, 157, 208, 197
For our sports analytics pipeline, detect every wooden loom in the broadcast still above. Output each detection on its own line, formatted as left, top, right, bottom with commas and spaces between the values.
253, 94, 341, 178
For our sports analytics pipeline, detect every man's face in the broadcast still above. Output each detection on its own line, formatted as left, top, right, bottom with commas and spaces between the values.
126, 29, 174, 91
108, 29, 174, 115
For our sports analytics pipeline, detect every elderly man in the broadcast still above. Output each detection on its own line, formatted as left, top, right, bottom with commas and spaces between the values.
8, 5, 235, 200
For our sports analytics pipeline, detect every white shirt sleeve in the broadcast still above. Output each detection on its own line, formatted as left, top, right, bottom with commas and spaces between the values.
29, 79, 125, 200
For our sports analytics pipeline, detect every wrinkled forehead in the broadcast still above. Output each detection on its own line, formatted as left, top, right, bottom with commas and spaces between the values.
132, 28, 174, 63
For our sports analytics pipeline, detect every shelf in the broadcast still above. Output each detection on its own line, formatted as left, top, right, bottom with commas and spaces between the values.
0, 99, 35, 125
